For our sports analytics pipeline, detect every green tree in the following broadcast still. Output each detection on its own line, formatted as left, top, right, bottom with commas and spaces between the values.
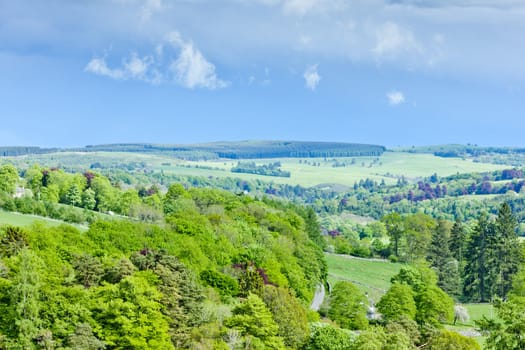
427, 219, 460, 296
415, 285, 454, 326
0, 164, 18, 195
10, 248, 44, 349
328, 281, 368, 330
225, 293, 286, 349
382, 213, 404, 258
65, 184, 82, 207
377, 283, 416, 321
463, 212, 493, 302
65, 323, 106, 350
90, 272, 174, 349
491, 202, 522, 299
81, 188, 96, 210
305, 323, 353, 350
477, 295, 525, 349
262, 285, 309, 349
428, 329, 480, 350
449, 217, 466, 265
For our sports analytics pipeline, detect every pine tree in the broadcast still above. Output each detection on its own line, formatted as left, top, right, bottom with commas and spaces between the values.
491, 202, 522, 298
463, 212, 494, 302
449, 217, 467, 265
427, 219, 460, 296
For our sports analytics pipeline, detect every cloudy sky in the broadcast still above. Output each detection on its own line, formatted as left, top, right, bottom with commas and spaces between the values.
1, 0, 525, 147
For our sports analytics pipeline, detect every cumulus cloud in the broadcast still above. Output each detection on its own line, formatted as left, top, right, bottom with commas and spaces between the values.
387, 90, 406, 105
85, 32, 229, 89
303, 64, 321, 90
169, 36, 229, 89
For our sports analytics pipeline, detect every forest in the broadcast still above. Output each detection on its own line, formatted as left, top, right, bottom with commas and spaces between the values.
0, 152, 525, 349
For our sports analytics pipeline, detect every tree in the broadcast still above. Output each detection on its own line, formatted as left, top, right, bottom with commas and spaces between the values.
65, 323, 106, 350
90, 272, 174, 349
262, 285, 309, 349
328, 281, 368, 330
491, 202, 522, 299
377, 283, 416, 321
65, 184, 82, 207
463, 212, 493, 302
449, 217, 467, 265
10, 248, 44, 348
225, 293, 286, 349
429, 329, 480, 350
305, 323, 353, 350
382, 213, 404, 258
81, 188, 96, 210
427, 219, 460, 296
0, 164, 18, 195
477, 296, 525, 350
415, 285, 454, 326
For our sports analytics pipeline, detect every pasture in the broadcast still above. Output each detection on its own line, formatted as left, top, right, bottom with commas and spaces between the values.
0, 210, 87, 230
5, 151, 508, 188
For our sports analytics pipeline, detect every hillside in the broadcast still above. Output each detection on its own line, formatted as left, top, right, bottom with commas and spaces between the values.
0, 140, 386, 159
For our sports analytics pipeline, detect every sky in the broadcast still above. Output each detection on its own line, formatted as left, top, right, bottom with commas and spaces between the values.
1, 0, 525, 148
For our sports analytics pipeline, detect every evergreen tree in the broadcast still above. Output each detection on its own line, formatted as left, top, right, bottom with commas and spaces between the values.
427, 219, 460, 296
491, 202, 522, 298
449, 217, 467, 265
463, 213, 493, 302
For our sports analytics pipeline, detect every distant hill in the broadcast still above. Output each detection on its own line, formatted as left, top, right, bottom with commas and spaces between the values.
397, 144, 525, 158
1, 141, 386, 159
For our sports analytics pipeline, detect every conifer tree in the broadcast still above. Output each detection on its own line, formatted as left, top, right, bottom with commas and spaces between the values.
449, 217, 467, 265
463, 212, 493, 302
427, 220, 460, 296
491, 202, 522, 298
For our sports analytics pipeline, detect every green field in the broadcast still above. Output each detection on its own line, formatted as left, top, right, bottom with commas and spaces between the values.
5, 151, 508, 188
0, 210, 87, 230
326, 252, 498, 344
326, 253, 403, 302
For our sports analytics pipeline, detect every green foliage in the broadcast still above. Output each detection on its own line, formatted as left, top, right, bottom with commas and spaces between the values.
200, 269, 239, 297
478, 295, 525, 350
377, 283, 416, 321
305, 323, 354, 350
0, 164, 18, 195
225, 293, 286, 349
427, 219, 460, 296
428, 329, 480, 350
328, 281, 368, 330
262, 285, 310, 349
415, 285, 454, 326
90, 272, 174, 349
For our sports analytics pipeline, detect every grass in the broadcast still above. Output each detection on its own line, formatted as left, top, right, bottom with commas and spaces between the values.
325, 253, 403, 302
5, 151, 508, 188
0, 210, 87, 230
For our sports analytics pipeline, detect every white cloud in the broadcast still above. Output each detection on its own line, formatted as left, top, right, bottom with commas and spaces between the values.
85, 57, 125, 80
170, 39, 230, 89
85, 32, 229, 89
140, 0, 162, 21
374, 22, 420, 59
303, 64, 321, 90
387, 90, 406, 105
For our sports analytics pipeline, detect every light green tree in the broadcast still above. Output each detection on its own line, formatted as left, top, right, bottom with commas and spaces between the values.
0, 164, 18, 195
328, 281, 368, 330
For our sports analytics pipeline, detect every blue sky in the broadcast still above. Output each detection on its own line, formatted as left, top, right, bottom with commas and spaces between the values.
1, 0, 525, 147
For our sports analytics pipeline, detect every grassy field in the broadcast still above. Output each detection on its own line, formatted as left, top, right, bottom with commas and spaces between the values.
5, 151, 508, 188
0, 210, 87, 230
325, 253, 403, 302
326, 252, 498, 344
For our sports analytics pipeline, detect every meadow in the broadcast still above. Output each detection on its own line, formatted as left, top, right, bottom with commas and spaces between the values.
7, 151, 508, 188
0, 210, 87, 230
